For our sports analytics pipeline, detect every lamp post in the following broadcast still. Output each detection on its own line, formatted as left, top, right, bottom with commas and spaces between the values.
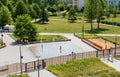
82, 20, 84, 38
19, 44, 23, 74
114, 35, 117, 56
36, 55, 41, 77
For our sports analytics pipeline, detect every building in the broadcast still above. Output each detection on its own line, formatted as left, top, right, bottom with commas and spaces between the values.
71, 0, 119, 10
107, 0, 119, 6
72, 0, 84, 10
72, 0, 78, 6
77, 0, 84, 10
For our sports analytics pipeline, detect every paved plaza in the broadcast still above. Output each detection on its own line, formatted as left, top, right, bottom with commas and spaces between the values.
0, 33, 120, 77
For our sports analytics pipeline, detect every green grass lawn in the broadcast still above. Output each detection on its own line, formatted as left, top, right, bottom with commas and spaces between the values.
47, 58, 120, 77
75, 33, 98, 39
100, 36, 120, 46
36, 35, 68, 42
104, 14, 120, 23
8, 34, 68, 42
35, 19, 120, 34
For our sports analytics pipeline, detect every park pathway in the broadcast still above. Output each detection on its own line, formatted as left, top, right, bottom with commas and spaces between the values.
101, 58, 120, 71
28, 69, 57, 77
0, 33, 35, 66
97, 34, 120, 36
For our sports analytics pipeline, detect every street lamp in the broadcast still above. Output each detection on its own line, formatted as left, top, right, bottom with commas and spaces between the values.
82, 20, 84, 38
36, 55, 41, 77
114, 35, 117, 56
19, 44, 23, 74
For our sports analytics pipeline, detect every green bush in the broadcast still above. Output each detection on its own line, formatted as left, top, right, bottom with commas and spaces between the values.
101, 20, 120, 26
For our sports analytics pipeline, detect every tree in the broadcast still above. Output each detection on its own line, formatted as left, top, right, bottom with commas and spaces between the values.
28, 5, 37, 19
39, 0, 49, 24
68, 7, 77, 23
104, 4, 110, 18
39, 8, 49, 24
109, 3, 118, 17
0, 5, 13, 28
96, 0, 107, 29
113, 6, 117, 18
84, 0, 97, 32
32, 3, 41, 21
47, 0, 58, 6
47, 5, 57, 15
14, 14, 37, 41
14, 0, 28, 18
118, 0, 120, 11
0, 0, 8, 6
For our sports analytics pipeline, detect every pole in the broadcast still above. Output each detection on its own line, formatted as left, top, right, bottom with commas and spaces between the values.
60, 46, 62, 63
82, 17, 84, 38
19, 44, 23, 74
36, 55, 40, 77
37, 56, 40, 77
114, 35, 117, 56
82, 24, 84, 38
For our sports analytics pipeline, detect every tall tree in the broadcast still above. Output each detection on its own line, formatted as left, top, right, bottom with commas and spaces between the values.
0, 0, 8, 5
84, 0, 97, 32
104, 3, 110, 18
47, 0, 58, 6
40, 8, 49, 24
32, 3, 41, 21
28, 5, 37, 19
14, 0, 28, 18
0, 5, 13, 28
39, 0, 49, 24
96, 0, 107, 29
118, 0, 120, 11
14, 14, 37, 41
68, 7, 77, 23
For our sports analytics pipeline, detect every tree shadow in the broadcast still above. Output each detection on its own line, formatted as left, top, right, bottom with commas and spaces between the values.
85, 28, 109, 34
35, 22, 49, 25
10, 42, 18, 46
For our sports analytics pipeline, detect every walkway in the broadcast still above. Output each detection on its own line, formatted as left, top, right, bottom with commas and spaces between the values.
28, 69, 57, 77
101, 57, 120, 71
0, 33, 35, 66
97, 34, 120, 36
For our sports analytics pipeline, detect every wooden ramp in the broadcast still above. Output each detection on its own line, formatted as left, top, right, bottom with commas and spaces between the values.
82, 38, 115, 51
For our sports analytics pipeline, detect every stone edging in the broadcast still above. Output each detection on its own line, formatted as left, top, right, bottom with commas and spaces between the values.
0, 43, 6, 49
